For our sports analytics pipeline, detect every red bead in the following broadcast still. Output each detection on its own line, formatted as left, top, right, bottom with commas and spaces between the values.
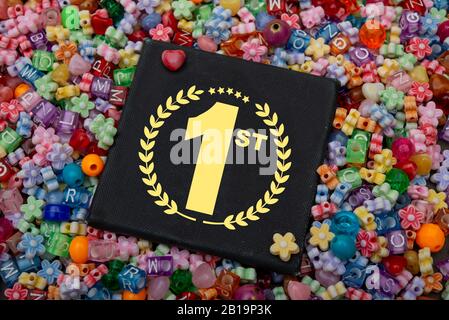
322, 0, 346, 20
69, 128, 92, 155
128, 30, 147, 42
173, 31, 194, 47
109, 86, 128, 107
87, 143, 108, 157
105, 108, 121, 123
285, 1, 299, 15
91, 13, 113, 35
391, 138, 415, 162
394, 160, 417, 181
91, 58, 115, 79
401, 0, 426, 16
162, 11, 178, 33
382, 255, 407, 276
0, 217, 14, 242
176, 292, 198, 300
0, 158, 14, 183
266, 0, 286, 16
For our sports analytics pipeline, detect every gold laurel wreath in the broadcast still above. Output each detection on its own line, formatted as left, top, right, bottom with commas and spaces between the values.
204, 103, 291, 230
138, 87, 291, 230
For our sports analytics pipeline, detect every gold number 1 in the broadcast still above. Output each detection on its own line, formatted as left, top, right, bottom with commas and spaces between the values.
185, 102, 239, 215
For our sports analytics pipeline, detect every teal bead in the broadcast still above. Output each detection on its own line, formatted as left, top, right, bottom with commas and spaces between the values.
385, 168, 409, 194
62, 163, 85, 187
330, 234, 357, 260
330, 211, 360, 237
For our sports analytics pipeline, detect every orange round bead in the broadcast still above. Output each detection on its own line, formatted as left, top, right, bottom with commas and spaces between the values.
416, 223, 445, 253
410, 153, 432, 176
123, 289, 147, 300
69, 236, 89, 263
81, 154, 104, 177
14, 83, 30, 98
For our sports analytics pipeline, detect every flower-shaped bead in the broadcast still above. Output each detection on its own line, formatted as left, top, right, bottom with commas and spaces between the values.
398, 53, 418, 71
37, 259, 62, 285
241, 38, 267, 63
422, 272, 443, 293
377, 58, 400, 81
4, 283, 28, 300
149, 24, 173, 42
137, 0, 161, 14
89, 114, 117, 150
420, 14, 439, 36
118, 48, 140, 68
370, 236, 389, 263
373, 149, 397, 173
430, 7, 447, 22
70, 93, 95, 118
427, 189, 448, 212
170, 246, 190, 270
17, 161, 43, 189
308, 220, 335, 251
418, 101, 443, 127
270, 232, 300, 262
0, 100, 23, 123
399, 205, 425, 230
117, 236, 139, 261
408, 82, 433, 103
20, 196, 44, 222
172, 0, 195, 20
46, 143, 74, 170
17, 232, 45, 259
356, 230, 379, 257
16, 112, 32, 138
305, 37, 330, 61
35, 74, 59, 100
406, 37, 432, 60
379, 87, 404, 111
54, 42, 78, 64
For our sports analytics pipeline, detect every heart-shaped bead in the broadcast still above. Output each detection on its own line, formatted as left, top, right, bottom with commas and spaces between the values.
69, 54, 91, 76
287, 281, 311, 300
430, 74, 449, 99
161, 49, 186, 72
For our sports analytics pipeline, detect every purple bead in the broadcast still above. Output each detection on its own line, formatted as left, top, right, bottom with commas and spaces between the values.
399, 10, 421, 42
436, 259, 449, 280
56, 110, 79, 135
31, 100, 60, 128
348, 185, 373, 208
262, 19, 291, 47
315, 269, 340, 287
439, 119, 449, 142
27, 30, 49, 51
349, 46, 372, 66
18, 89, 43, 112
91, 77, 112, 100
379, 270, 401, 296
147, 256, 173, 276
386, 230, 407, 255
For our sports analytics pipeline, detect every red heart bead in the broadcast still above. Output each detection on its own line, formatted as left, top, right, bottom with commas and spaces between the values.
382, 255, 407, 276
161, 50, 186, 72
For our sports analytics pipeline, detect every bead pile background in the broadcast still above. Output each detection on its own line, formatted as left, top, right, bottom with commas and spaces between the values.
1, 0, 449, 300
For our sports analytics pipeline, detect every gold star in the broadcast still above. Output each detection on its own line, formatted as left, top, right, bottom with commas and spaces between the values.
234, 91, 241, 98
242, 96, 250, 103
226, 88, 234, 95
208, 88, 216, 95
217, 87, 225, 94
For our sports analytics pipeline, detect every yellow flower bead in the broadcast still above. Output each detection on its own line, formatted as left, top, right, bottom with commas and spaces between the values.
270, 232, 300, 262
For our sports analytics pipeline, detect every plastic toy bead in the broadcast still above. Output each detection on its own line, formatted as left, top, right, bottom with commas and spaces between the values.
415, 223, 445, 252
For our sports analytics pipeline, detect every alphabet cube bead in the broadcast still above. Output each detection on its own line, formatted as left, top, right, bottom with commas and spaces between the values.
117, 264, 147, 293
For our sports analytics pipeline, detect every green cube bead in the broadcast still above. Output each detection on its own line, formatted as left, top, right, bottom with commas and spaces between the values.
40, 222, 60, 240
100, 0, 124, 24
337, 167, 362, 189
194, 4, 213, 20
346, 138, 367, 164
93, 35, 108, 47
45, 232, 72, 257
351, 129, 371, 143
32, 50, 55, 72
0, 127, 22, 157
109, 259, 126, 273
385, 168, 409, 194
61, 5, 80, 30
170, 269, 195, 295
113, 67, 136, 87
245, 0, 266, 16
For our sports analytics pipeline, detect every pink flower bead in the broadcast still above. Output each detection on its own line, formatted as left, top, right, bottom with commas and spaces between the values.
241, 38, 267, 63
380, 6, 396, 29
170, 246, 190, 270
149, 24, 173, 42
362, 61, 380, 83
356, 230, 379, 257
409, 128, 427, 153
96, 43, 120, 64
421, 123, 438, 146
418, 101, 443, 127
427, 145, 444, 170
237, 7, 255, 23
408, 81, 433, 103
0, 99, 23, 123
406, 38, 432, 60
421, 59, 446, 75
16, 10, 42, 34
407, 186, 429, 200
399, 205, 425, 230
362, 2, 384, 18
311, 58, 329, 76
300, 6, 324, 29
